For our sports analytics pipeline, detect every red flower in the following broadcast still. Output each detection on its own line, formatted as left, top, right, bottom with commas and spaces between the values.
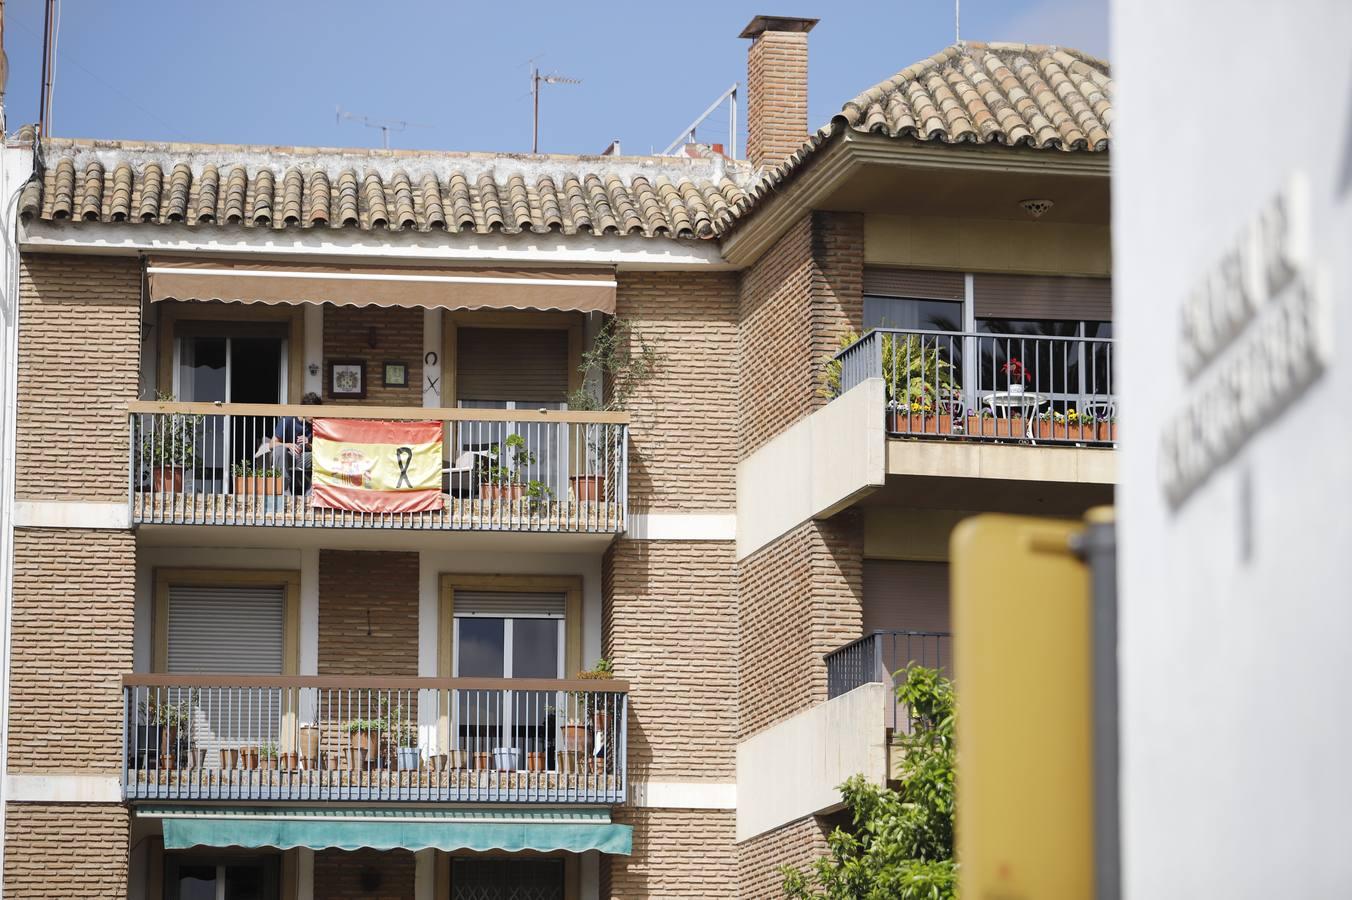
1002, 358, 1029, 382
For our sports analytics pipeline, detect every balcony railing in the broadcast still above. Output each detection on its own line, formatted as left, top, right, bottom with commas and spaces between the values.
834, 329, 1117, 445
128, 402, 628, 532
123, 675, 628, 804
825, 630, 952, 728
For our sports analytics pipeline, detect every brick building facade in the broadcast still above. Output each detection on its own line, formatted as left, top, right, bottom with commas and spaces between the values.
0, 12, 1116, 899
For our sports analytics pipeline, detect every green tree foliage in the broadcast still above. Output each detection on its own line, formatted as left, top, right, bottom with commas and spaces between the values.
781, 667, 957, 900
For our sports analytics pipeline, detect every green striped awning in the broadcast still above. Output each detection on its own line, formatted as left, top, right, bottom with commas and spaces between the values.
139, 807, 632, 856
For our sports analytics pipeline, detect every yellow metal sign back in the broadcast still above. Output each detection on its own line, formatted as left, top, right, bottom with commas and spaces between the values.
952, 514, 1092, 900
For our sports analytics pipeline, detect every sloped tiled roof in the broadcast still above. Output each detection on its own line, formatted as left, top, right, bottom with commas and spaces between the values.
717, 42, 1113, 231
20, 138, 754, 240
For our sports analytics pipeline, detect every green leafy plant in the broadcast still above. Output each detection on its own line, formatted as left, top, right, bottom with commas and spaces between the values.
480, 433, 535, 486
231, 460, 282, 477
567, 318, 658, 413
823, 332, 956, 409
782, 667, 956, 900
138, 391, 202, 469
342, 717, 385, 734
260, 742, 279, 759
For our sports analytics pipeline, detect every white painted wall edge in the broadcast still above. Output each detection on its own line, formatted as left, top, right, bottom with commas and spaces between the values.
5, 773, 122, 803
13, 500, 131, 529
628, 780, 737, 810
626, 513, 736, 541
19, 223, 735, 271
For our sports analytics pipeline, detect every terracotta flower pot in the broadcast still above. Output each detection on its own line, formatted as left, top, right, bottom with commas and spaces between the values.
1036, 420, 1070, 440
479, 482, 524, 502
299, 725, 320, 765
344, 746, 368, 770
1097, 422, 1118, 442
889, 412, 952, 435
348, 731, 382, 767
966, 415, 1026, 438
472, 751, 493, 771
525, 751, 547, 772
239, 746, 260, 770
447, 750, 468, 770
220, 748, 239, 769
560, 724, 588, 753
262, 755, 279, 771
569, 475, 606, 502
234, 475, 284, 497
556, 751, 579, 774
152, 466, 185, 492
279, 751, 299, 770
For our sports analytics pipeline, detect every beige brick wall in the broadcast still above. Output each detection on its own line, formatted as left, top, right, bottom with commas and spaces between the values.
9, 529, 135, 771
16, 254, 141, 501
318, 550, 419, 676
606, 808, 736, 899
738, 815, 834, 900
603, 539, 738, 781
746, 28, 810, 169
738, 213, 864, 460
323, 304, 423, 406
314, 849, 415, 900
738, 513, 863, 740
3, 803, 129, 898
614, 271, 739, 513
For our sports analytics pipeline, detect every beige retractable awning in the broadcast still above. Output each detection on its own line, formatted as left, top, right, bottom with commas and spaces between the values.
146, 258, 616, 314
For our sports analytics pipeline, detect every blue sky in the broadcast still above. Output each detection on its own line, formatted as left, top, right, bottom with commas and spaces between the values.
1, 0, 1107, 157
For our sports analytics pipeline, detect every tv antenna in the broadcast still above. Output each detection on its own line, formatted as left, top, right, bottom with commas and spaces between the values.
336, 106, 430, 149
530, 64, 581, 153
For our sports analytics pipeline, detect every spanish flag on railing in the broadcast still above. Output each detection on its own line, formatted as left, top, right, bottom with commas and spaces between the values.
311, 419, 444, 513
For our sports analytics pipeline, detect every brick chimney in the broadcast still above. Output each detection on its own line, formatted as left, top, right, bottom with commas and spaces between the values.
740, 15, 818, 169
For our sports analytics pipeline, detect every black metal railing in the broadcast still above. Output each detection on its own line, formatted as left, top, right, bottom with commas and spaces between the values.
825, 630, 953, 728
833, 329, 1117, 445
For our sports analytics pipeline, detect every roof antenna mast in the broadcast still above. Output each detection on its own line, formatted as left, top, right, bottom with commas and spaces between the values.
955, 0, 961, 43
531, 65, 581, 154
335, 106, 430, 150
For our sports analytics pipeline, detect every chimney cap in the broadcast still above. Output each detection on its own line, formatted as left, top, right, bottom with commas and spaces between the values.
739, 15, 819, 39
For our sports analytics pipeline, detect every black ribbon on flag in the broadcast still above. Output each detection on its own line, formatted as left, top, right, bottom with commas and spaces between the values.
395, 446, 413, 488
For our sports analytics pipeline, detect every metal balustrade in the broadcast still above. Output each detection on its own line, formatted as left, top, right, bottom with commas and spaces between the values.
825, 630, 953, 729
123, 675, 628, 804
833, 329, 1117, 445
128, 402, 628, 532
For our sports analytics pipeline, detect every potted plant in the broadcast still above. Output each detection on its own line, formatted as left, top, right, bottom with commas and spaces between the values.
278, 748, 299, 770
239, 745, 260, 770
386, 703, 420, 771
232, 461, 284, 498
260, 742, 280, 771
138, 392, 201, 492
342, 716, 384, 769
1002, 358, 1030, 395
965, 408, 1026, 439
1036, 410, 1070, 440
823, 331, 956, 435
567, 317, 655, 501
478, 433, 533, 502
298, 722, 320, 769
142, 694, 194, 770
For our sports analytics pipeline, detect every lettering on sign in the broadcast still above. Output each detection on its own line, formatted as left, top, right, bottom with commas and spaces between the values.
1160, 175, 1331, 507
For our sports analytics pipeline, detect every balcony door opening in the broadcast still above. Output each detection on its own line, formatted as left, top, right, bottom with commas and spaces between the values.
173, 328, 288, 491
165, 854, 280, 900
451, 858, 564, 900
453, 591, 565, 772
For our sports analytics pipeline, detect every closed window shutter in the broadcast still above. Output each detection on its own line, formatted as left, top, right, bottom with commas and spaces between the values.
863, 267, 965, 301
974, 273, 1112, 320
453, 591, 566, 619
457, 328, 569, 402
167, 584, 285, 674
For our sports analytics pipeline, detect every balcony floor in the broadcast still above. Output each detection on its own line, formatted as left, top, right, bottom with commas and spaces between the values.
127, 764, 624, 805
132, 492, 625, 534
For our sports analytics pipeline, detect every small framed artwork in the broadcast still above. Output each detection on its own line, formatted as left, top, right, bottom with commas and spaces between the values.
383, 360, 409, 388
327, 359, 366, 399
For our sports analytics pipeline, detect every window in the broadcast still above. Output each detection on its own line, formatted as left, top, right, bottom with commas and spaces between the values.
165, 855, 279, 900
976, 318, 1115, 399
451, 858, 564, 900
864, 296, 963, 332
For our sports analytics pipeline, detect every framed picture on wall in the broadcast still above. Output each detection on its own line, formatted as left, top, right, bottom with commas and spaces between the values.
383, 361, 409, 388
328, 359, 366, 399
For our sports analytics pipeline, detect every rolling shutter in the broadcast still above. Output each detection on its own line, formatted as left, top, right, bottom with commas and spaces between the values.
863, 267, 965, 301
166, 584, 285, 674
862, 560, 950, 634
453, 591, 566, 619
974, 273, 1112, 320
457, 328, 570, 402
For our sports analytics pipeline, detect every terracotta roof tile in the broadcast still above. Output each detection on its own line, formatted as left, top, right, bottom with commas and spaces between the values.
21, 139, 752, 241
719, 42, 1112, 233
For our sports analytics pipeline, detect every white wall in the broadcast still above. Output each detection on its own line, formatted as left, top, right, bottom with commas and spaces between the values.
735, 683, 888, 841
1113, 2, 1352, 896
